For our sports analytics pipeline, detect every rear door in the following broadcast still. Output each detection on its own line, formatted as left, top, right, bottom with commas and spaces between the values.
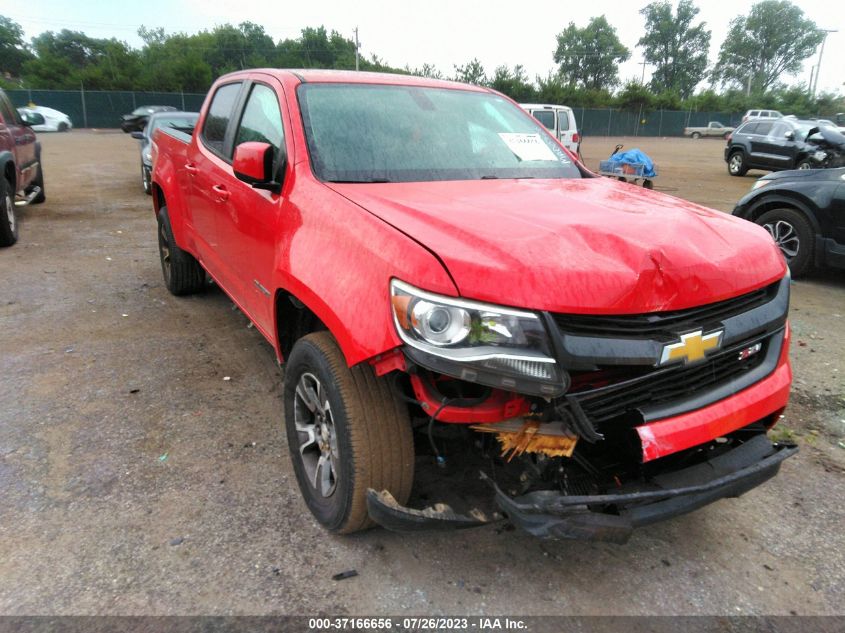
187, 81, 245, 276
529, 109, 557, 140
557, 109, 578, 153
748, 120, 774, 168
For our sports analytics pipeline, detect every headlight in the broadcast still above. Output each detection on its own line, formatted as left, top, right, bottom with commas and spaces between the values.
390, 279, 568, 397
751, 179, 770, 191
143, 150, 152, 163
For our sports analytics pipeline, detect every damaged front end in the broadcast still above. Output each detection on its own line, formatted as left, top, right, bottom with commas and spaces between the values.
371, 274, 796, 542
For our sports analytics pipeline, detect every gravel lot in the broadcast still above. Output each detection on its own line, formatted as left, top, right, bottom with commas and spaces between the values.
1, 131, 843, 616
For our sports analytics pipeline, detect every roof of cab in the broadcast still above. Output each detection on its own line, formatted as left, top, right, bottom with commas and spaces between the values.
221, 68, 489, 92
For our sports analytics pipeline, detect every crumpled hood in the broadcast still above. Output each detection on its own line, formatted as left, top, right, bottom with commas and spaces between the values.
329, 177, 786, 314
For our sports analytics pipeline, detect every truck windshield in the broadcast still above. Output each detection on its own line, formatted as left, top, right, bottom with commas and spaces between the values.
297, 84, 581, 183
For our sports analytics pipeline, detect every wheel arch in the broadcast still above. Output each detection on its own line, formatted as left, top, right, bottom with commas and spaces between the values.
0, 151, 16, 189
746, 193, 822, 234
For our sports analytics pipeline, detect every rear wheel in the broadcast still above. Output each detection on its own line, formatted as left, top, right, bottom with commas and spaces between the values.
691, 132, 701, 139
796, 159, 813, 170
284, 332, 414, 534
0, 178, 18, 247
157, 207, 205, 295
728, 151, 748, 176
757, 208, 814, 277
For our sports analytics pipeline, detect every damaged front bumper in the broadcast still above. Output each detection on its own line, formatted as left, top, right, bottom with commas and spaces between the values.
366, 434, 797, 543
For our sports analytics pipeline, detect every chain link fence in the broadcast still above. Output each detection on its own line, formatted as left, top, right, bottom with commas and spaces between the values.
7, 89, 207, 129
7, 88, 743, 135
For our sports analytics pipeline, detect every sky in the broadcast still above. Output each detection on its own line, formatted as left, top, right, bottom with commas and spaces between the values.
4, 0, 844, 93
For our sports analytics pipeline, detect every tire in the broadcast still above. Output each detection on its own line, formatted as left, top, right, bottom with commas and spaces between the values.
58, 122, 69, 132
157, 207, 205, 295
728, 151, 748, 176
0, 177, 18, 247
284, 332, 414, 534
796, 159, 813, 170
756, 208, 814, 277
691, 132, 701, 139
142, 164, 151, 195
29, 153, 46, 204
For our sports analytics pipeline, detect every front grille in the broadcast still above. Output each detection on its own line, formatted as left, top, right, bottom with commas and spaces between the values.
553, 282, 777, 339
566, 339, 769, 424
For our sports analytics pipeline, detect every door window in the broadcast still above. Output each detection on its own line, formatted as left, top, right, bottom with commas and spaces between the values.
234, 83, 285, 166
531, 110, 555, 131
201, 82, 243, 157
754, 121, 774, 136
557, 110, 570, 132
768, 122, 789, 139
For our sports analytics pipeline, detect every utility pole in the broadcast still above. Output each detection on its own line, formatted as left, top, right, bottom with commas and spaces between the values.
813, 29, 837, 97
638, 60, 648, 85
808, 66, 815, 95
354, 27, 359, 72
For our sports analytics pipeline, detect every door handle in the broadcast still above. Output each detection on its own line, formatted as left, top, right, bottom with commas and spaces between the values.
211, 184, 230, 202
185, 163, 198, 175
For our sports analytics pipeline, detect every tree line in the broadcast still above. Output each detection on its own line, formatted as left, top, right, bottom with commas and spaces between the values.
0, 0, 841, 116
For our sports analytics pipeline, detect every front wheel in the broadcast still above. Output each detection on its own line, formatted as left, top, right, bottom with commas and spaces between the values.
728, 151, 748, 176
0, 178, 18, 247
757, 208, 814, 277
284, 332, 414, 534
142, 164, 151, 194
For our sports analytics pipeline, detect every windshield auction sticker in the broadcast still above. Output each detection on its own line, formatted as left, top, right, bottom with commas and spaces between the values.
498, 133, 559, 162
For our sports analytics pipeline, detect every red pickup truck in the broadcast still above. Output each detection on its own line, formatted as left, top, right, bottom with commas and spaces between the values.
0, 88, 46, 246
151, 70, 796, 542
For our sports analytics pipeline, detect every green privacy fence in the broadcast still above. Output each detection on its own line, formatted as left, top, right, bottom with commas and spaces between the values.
6, 89, 207, 129
7, 88, 742, 135
574, 107, 740, 137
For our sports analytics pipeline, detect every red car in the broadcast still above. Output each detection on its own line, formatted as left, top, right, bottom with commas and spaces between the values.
0, 88, 46, 246
152, 70, 795, 542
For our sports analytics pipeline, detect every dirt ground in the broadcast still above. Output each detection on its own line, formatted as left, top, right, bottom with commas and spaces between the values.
1, 132, 843, 616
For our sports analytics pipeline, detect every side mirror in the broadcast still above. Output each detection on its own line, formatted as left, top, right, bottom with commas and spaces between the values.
233, 142, 282, 192
131, 131, 145, 140
20, 111, 45, 126
784, 131, 795, 140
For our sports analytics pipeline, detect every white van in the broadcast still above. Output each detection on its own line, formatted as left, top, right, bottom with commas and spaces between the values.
520, 103, 581, 156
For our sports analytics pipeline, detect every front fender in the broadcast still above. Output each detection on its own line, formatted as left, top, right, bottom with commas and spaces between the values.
271, 177, 458, 367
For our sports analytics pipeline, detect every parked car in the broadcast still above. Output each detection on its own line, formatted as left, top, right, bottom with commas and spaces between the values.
151, 70, 795, 543
120, 105, 178, 133
724, 118, 821, 176
0, 89, 46, 246
684, 121, 734, 139
520, 103, 581, 156
16, 105, 72, 132
131, 111, 198, 194
742, 109, 783, 123
733, 168, 845, 277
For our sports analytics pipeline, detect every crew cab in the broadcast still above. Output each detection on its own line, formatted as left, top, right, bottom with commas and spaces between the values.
151, 70, 796, 542
0, 88, 46, 246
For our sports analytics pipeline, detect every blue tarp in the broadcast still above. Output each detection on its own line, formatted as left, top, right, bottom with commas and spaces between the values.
608, 149, 657, 177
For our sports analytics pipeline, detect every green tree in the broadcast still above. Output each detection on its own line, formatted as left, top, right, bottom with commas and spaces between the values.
711, 0, 824, 93
453, 58, 486, 85
0, 15, 32, 76
553, 16, 630, 90
489, 65, 536, 101
616, 81, 654, 111
638, 0, 710, 99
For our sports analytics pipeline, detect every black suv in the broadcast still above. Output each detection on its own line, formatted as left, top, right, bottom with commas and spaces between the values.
733, 168, 845, 277
120, 105, 178, 133
725, 118, 818, 176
